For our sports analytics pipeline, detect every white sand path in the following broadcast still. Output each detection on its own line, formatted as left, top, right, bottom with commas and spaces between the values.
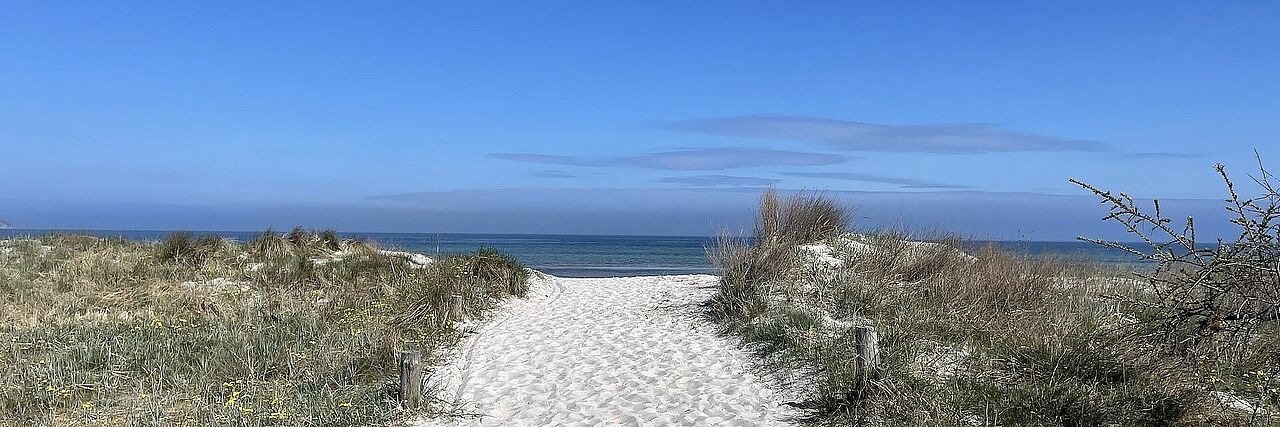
418, 274, 799, 426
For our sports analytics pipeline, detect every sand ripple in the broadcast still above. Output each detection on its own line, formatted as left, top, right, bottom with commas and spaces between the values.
419, 274, 797, 426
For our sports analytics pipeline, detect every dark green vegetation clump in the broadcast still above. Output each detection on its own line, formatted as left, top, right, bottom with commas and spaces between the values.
707, 184, 1278, 426
0, 229, 530, 426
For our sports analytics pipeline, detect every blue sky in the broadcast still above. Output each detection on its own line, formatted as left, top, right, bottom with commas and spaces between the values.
2, 1, 1277, 238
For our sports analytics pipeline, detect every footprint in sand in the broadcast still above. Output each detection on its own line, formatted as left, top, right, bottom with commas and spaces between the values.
416, 275, 799, 426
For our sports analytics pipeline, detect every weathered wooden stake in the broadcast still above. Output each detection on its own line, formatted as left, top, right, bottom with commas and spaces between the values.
399, 350, 422, 409
854, 325, 880, 386
451, 295, 465, 320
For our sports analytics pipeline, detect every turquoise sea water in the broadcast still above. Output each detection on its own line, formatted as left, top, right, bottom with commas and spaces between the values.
0, 229, 1154, 277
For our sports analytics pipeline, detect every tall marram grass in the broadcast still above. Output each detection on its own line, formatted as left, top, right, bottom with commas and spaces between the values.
706, 189, 847, 320
708, 189, 1273, 425
0, 229, 530, 426
754, 188, 848, 247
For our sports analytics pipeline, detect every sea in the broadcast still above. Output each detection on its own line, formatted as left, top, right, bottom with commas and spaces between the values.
0, 229, 1155, 277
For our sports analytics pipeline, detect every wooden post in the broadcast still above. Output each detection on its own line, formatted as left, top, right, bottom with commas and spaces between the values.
451, 295, 464, 321
854, 326, 880, 386
399, 350, 422, 409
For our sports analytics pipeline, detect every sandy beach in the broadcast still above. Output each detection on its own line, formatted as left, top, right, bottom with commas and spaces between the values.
420, 274, 799, 426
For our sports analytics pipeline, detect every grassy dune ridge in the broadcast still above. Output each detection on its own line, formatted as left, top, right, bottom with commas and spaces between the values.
707, 188, 1280, 426
0, 228, 529, 426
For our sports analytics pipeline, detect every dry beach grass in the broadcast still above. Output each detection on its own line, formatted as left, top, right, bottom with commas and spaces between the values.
707, 181, 1280, 425
4, 163, 1278, 426
0, 228, 528, 426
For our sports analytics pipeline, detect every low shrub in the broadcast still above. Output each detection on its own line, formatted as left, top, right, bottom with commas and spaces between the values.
1073, 159, 1280, 421
707, 183, 1270, 425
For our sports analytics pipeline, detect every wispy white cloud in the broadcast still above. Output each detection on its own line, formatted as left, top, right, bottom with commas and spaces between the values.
489, 147, 848, 170
359, 187, 1235, 240
662, 116, 1106, 153
1114, 152, 1203, 159
783, 171, 970, 189
491, 154, 597, 167
657, 175, 781, 187
531, 169, 577, 178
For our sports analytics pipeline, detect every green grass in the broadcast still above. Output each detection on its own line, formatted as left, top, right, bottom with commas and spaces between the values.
0, 230, 530, 426
707, 193, 1279, 426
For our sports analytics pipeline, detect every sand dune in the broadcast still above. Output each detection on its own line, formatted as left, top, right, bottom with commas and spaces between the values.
419, 274, 798, 426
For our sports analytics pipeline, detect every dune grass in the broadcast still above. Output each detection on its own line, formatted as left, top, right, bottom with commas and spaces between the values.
707, 189, 1278, 426
0, 228, 529, 426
